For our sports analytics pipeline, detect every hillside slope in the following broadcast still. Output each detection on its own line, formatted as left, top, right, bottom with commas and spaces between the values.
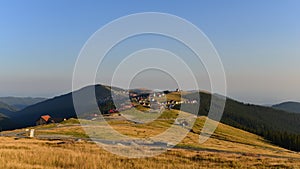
1, 111, 299, 168
0, 113, 18, 131
176, 92, 300, 151
0, 101, 16, 114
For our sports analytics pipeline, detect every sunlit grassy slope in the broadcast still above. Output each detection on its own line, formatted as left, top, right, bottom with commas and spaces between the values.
1, 110, 300, 168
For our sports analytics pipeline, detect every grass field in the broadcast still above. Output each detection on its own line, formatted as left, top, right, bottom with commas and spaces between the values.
1, 110, 300, 168
1, 137, 300, 169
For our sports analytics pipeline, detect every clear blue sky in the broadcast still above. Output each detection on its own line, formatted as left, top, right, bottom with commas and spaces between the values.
0, 0, 299, 104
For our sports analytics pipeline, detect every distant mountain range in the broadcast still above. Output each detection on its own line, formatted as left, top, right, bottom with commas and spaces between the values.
0, 101, 16, 114
272, 101, 300, 114
0, 97, 46, 111
0, 84, 299, 151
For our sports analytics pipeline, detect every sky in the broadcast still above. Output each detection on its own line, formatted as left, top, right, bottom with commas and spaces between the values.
0, 0, 299, 105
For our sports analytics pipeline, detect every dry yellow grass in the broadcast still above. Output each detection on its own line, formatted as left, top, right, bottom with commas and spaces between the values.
1, 137, 300, 169
1, 111, 300, 168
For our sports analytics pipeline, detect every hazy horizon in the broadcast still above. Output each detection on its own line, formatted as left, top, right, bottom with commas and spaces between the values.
0, 82, 297, 106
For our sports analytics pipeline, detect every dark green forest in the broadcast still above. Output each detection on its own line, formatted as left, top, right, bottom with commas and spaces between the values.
176, 92, 300, 151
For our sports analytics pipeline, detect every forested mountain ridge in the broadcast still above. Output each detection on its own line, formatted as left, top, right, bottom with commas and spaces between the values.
176, 92, 300, 151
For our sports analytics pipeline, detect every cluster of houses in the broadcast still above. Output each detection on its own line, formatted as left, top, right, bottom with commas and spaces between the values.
129, 91, 198, 110
98, 89, 194, 114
